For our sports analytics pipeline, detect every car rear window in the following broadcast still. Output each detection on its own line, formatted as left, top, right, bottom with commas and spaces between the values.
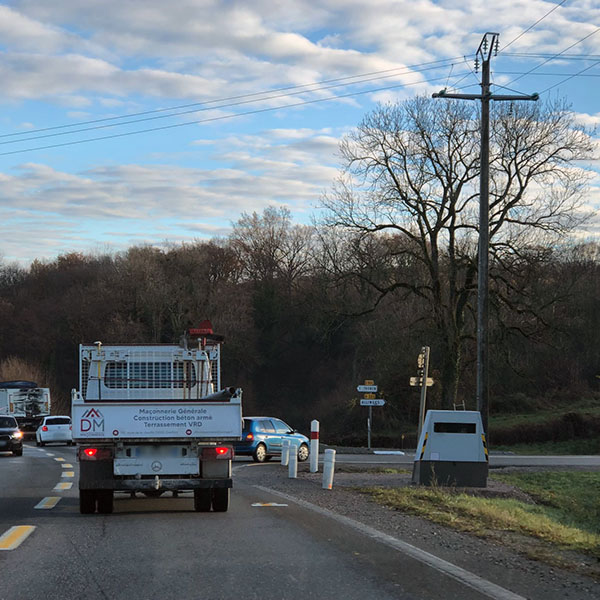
0, 417, 18, 428
46, 417, 71, 425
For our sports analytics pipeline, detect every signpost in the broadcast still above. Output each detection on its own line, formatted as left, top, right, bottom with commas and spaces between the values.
359, 399, 385, 407
356, 380, 385, 449
409, 377, 434, 387
411, 347, 434, 442
357, 385, 378, 393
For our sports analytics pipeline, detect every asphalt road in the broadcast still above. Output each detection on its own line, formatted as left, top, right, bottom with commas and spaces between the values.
328, 452, 600, 468
1, 444, 597, 600
0, 443, 523, 600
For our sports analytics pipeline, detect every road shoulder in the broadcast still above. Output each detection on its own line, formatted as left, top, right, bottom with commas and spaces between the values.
235, 463, 600, 600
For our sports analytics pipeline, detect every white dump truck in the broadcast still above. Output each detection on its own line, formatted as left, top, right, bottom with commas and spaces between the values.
72, 322, 242, 514
0, 381, 51, 437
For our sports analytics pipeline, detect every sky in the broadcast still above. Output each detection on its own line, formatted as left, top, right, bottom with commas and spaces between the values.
0, 0, 598, 264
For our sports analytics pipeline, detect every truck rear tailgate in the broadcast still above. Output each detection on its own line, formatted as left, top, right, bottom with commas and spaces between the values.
72, 402, 242, 440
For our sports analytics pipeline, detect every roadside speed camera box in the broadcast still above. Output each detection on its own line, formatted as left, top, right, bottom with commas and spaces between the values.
412, 410, 488, 487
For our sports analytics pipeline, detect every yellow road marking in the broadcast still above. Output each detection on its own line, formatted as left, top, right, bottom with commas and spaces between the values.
54, 458, 65, 462
0, 526, 36, 550
54, 482, 73, 491
61, 463, 73, 468
34, 497, 61, 510
61, 471, 75, 478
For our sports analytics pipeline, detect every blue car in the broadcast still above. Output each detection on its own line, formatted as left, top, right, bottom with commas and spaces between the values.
234, 417, 310, 462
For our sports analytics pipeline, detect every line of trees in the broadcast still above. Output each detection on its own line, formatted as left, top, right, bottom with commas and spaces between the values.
0, 98, 597, 442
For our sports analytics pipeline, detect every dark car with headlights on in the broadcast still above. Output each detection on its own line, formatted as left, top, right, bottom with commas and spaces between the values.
234, 417, 309, 462
0, 416, 24, 456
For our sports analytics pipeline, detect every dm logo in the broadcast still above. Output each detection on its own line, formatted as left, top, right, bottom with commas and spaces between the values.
81, 408, 105, 433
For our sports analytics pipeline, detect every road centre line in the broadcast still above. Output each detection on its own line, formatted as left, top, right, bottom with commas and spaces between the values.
54, 482, 73, 491
61, 471, 75, 478
54, 457, 65, 462
61, 463, 73, 468
254, 485, 526, 600
0, 526, 36, 550
34, 497, 61, 510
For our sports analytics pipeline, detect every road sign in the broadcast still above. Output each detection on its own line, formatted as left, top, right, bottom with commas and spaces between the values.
364, 380, 374, 385
360, 399, 386, 406
362, 392, 376, 399
410, 377, 434, 387
357, 384, 378, 393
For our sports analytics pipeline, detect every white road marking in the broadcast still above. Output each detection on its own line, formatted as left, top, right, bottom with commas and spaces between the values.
61, 463, 73, 468
255, 485, 526, 600
54, 457, 65, 462
251, 502, 288, 507
45, 453, 55, 457
34, 497, 61, 509
61, 471, 75, 478
0, 526, 36, 550
54, 482, 73, 491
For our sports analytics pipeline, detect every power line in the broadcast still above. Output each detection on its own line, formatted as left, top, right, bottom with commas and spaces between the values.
496, 70, 600, 77
0, 70, 472, 157
0, 61, 468, 147
538, 59, 600, 93
503, 52, 600, 60
492, 82, 537, 96
443, 55, 479, 92
504, 27, 600, 86
499, 0, 569, 53
1, 56, 465, 141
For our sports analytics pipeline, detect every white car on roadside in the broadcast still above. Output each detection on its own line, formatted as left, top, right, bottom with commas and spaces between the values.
36, 416, 73, 446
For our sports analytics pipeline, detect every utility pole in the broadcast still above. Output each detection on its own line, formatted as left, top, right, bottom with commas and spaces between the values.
432, 33, 538, 436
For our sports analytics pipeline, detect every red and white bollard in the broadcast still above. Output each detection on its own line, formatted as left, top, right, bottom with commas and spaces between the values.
310, 420, 319, 473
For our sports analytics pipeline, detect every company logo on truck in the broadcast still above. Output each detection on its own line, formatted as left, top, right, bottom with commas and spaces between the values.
80, 408, 105, 433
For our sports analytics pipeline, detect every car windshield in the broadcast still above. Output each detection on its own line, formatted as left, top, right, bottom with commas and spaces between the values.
0, 417, 18, 428
46, 417, 71, 425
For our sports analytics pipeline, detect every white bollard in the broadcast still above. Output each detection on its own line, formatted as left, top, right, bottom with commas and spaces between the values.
322, 449, 336, 490
310, 419, 319, 473
288, 441, 298, 478
281, 439, 290, 466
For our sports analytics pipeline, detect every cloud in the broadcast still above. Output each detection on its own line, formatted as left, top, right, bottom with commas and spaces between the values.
1, 0, 599, 263
0, 5, 76, 53
0, 127, 342, 262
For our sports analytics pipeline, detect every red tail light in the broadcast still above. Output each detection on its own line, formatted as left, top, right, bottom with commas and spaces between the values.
79, 447, 113, 461
202, 446, 233, 459
42, 426, 48, 432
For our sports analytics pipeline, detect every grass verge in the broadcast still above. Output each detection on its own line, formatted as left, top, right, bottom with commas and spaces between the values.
359, 471, 600, 577
492, 438, 600, 455
491, 471, 600, 534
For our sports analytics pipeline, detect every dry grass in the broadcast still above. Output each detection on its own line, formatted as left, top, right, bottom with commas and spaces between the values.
359, 478, 600, 577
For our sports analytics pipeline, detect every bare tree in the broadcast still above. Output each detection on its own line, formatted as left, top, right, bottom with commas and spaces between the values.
230, 206, 314, 290
320, 97, 594, 407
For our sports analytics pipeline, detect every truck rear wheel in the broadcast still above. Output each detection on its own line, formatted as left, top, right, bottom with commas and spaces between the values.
211, 488, 230, 512
194, 489, 211, 512
80, 490, 96, 514
97, 490, 114, 514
